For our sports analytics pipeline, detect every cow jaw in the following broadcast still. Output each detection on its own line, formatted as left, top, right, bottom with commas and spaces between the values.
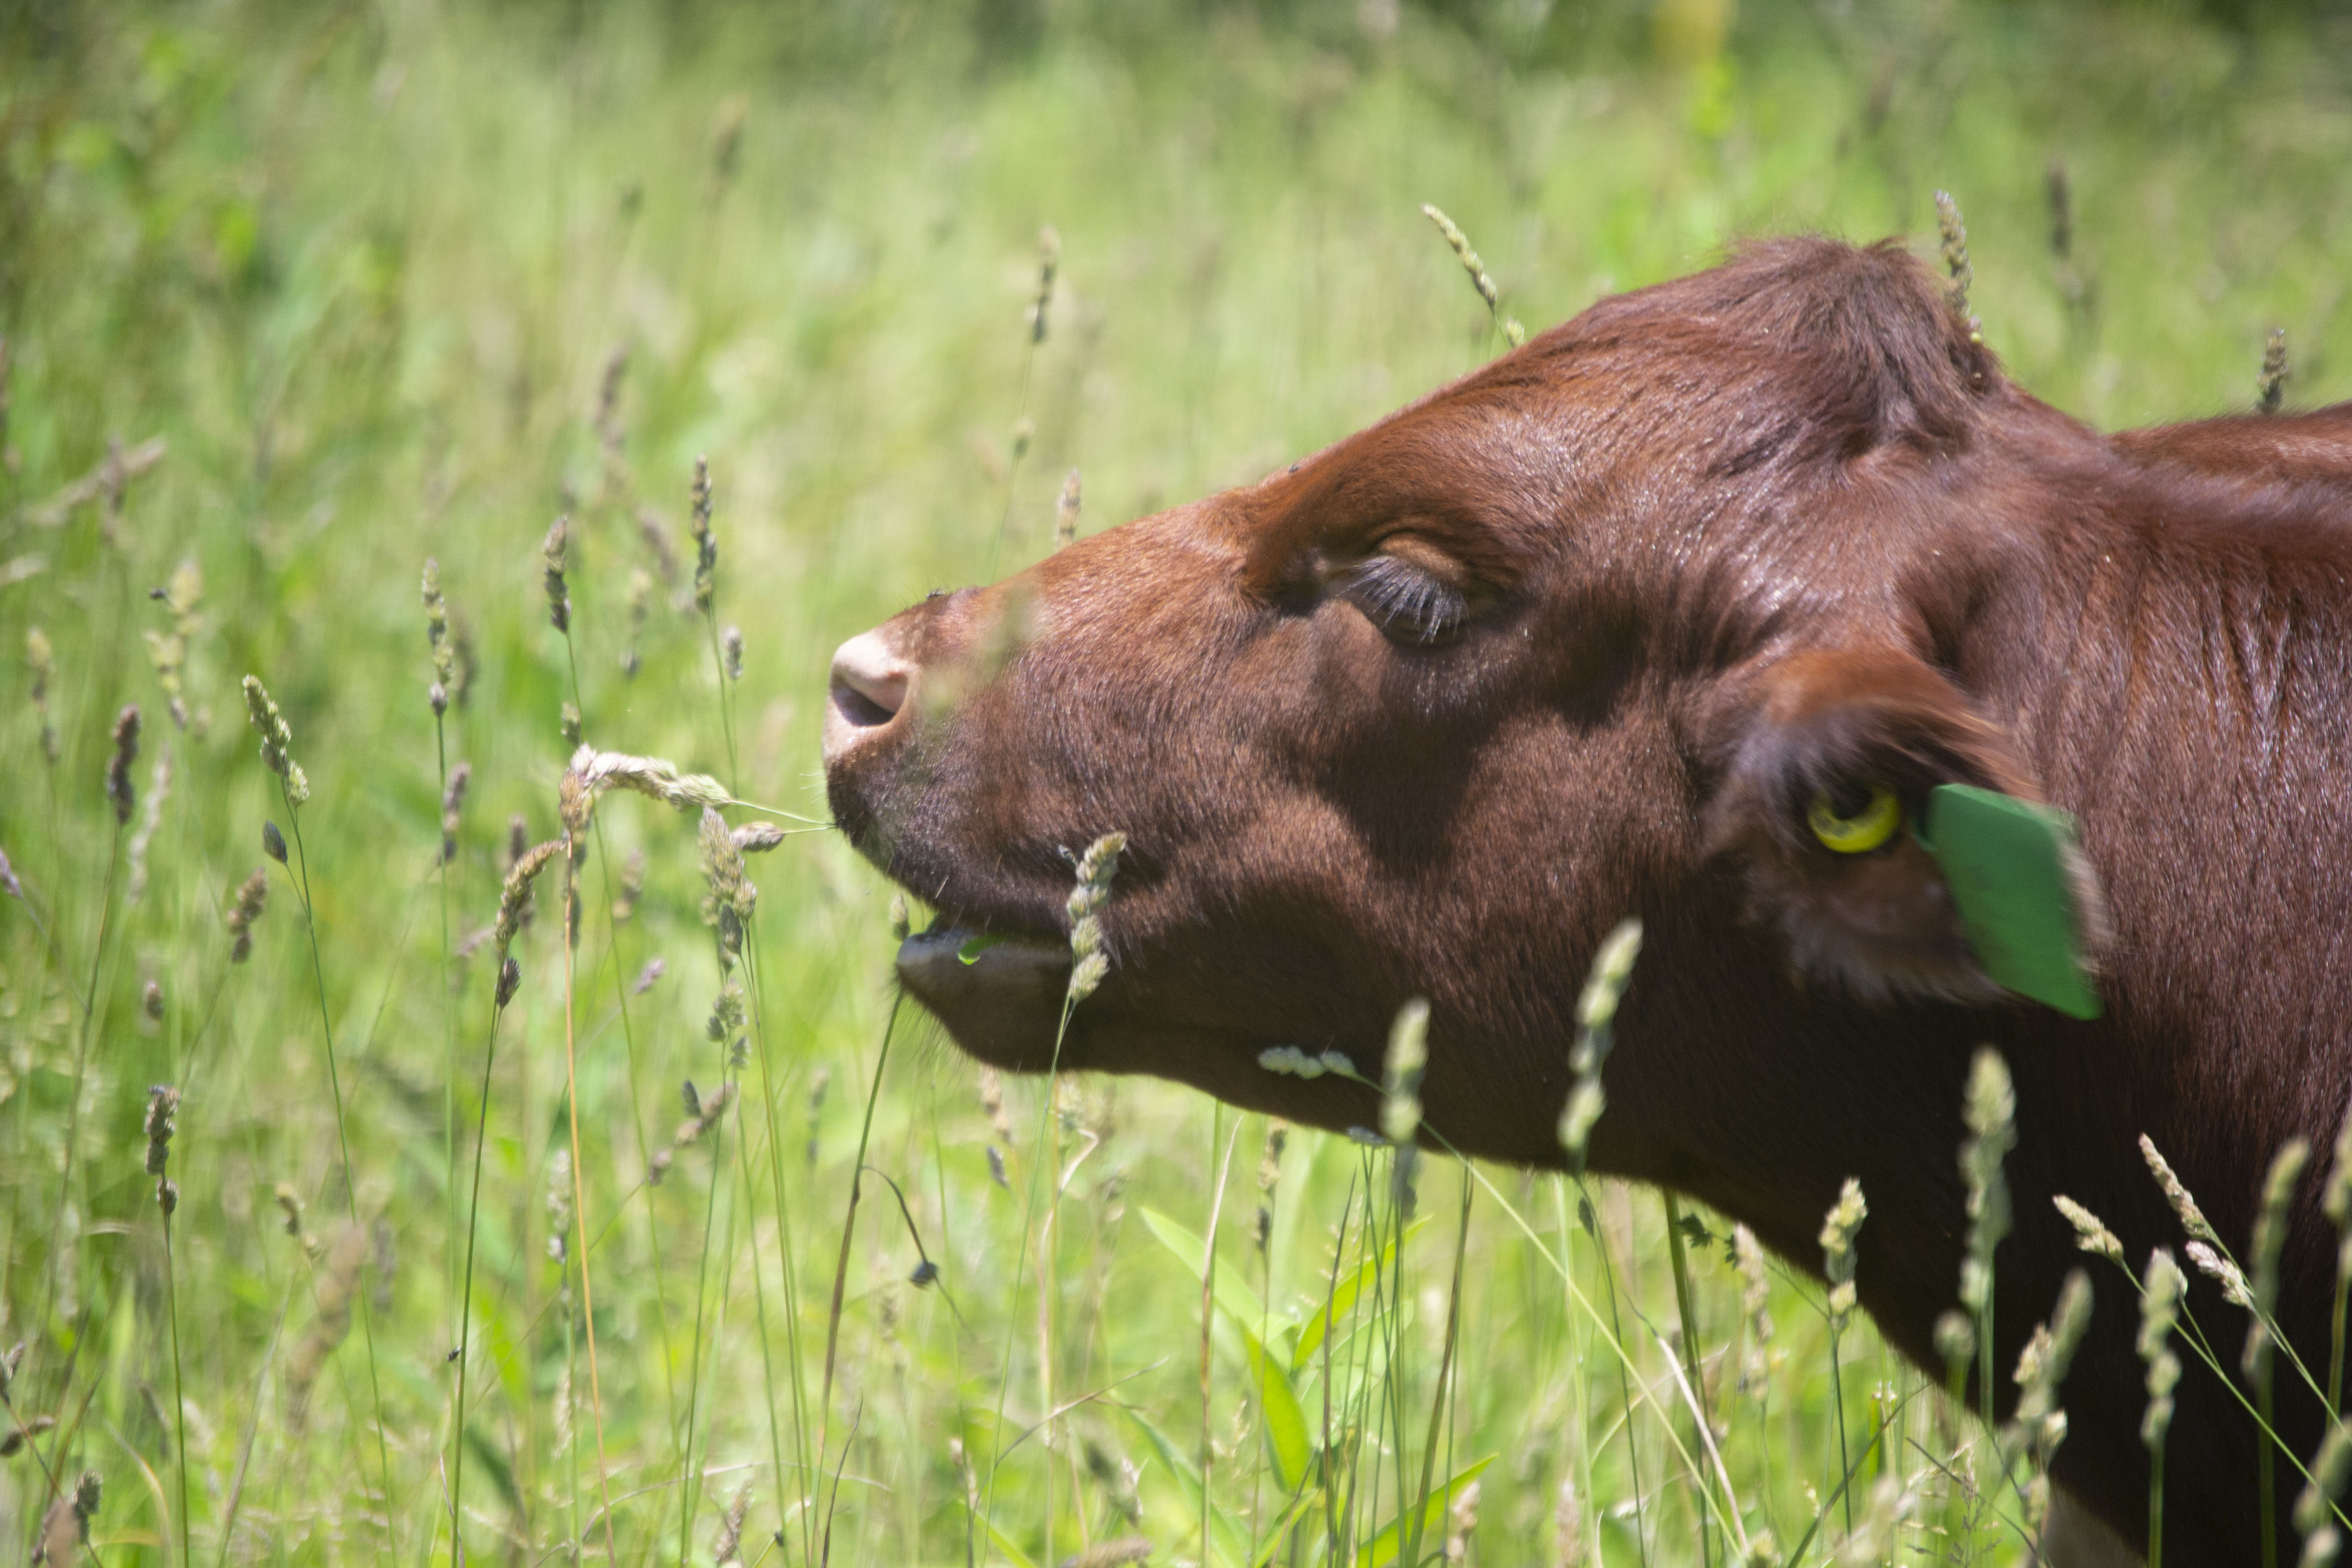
896, 925, 1079, 1070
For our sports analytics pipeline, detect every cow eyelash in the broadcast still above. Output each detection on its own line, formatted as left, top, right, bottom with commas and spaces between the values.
1336, 555, 1471, 645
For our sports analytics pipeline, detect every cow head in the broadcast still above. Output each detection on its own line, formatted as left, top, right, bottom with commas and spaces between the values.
822, 237, 2104, 1171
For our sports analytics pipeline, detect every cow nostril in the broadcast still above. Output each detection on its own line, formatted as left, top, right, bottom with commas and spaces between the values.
827, 630, 911, 734
832, 682, 895, 729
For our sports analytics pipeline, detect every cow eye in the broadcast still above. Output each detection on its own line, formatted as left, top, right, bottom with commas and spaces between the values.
1336, 555, 1471, 645
1807, 782, 1902, 854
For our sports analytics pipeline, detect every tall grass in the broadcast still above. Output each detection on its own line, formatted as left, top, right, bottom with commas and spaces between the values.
3, 1, 2350, 1562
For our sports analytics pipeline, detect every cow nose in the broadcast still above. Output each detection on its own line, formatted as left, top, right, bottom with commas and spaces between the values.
824, 629, 912, 759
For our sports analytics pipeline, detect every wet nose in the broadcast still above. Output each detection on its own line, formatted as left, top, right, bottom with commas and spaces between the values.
824, 629, 913, 761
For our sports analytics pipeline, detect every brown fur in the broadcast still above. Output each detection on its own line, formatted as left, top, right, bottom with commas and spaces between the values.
824, 235, 2352, 1565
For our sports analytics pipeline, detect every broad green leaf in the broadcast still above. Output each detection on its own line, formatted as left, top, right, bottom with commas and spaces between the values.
1353, 1455, 1497, 1568
1121, 1405, 1253, 1567
1248, 1336, 1312, 1494
1139, 1206, 1293, 1359
1293, 1218, 1429, 1374
463, 1426, 523, 1514
1253, 1488, 1326, 1568
983, 1520, 1041, 1568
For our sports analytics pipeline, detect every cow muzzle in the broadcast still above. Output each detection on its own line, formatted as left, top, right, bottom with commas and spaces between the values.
822, 627, 914, 764
895, 926, 1077, 1069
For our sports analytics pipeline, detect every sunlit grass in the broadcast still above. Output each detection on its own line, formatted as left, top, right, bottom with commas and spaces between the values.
2, 1, 2348, 1561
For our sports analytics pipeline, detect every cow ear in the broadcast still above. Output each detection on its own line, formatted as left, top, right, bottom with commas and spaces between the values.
1704, 648, 2107, 1014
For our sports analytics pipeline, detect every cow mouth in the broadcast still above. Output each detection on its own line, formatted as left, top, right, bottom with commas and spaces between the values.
895, 923, 1084, 1070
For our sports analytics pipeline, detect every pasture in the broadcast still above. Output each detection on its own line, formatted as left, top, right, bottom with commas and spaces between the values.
2, 1, 2349, 1563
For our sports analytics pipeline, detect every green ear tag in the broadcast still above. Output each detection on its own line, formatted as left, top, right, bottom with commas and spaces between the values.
1918, 783, 2102, 1020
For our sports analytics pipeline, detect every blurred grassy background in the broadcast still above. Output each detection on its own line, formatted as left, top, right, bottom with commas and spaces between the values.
2, 0, 2348, 1562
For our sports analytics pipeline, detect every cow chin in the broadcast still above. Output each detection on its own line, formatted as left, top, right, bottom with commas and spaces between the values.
895, 926, 1081, 1071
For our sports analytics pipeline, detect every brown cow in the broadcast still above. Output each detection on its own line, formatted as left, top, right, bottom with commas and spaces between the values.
822, 235, 2352, 1566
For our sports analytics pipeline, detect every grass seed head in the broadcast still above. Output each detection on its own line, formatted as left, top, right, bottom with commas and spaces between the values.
423, 557, 455, 715
496, 955, 521, 1007
1559, 919, 1641, 1167
34, 1469, 101, 1562
226, 868, 269, 962
1934, 1309, 1975, 1367
1056, 468, 1082, 549
1576, 918, 1642, 1033
722, 624, 743, 680
714, 1484, 751, 1567
2046, 158, 2073, 258
2008, 1267, 2092, 1434
440, 761, 471, 863
559, 763, 592, 841
1553, 1478, 1584, 1567
614, 845, 647, 922
1734, 1222, 1774, 1385
105, 703, 141, 825
1444, 1480, 1481, 1562
1934, 189, 1974, 313
1029, 224, 1060, 344
707, 977, 746, 1043
2140, 1133, 2220, 1244
2052, 1194, 2124, 1264
670, 1079, 737, 1153
571, 745, 731, 811
635, 505, 680, 583
2295, 1422, 2352, 1557
595, 346, 629, 493
25, 627, 58, 764
1422, 202, 1498, 307
1421, 202, 1525, 347
1064, 831, 1125, 1002
2243, 1136, 2310, 1380
542, 514, 571, 632
1819, 1176, 1868, 1333
1382, 997, 1429, 1145
0, 1414, 56, 1456
125, 747, 170, 902
1958, 1048, 2016, 1312
274, 1183, 308, 1245
546, 1146, 573, 1262
2185, 1238, 2253, 1308
449, 615, 476, 708
241, 675, 309, 805
689, 457, 717, 614
2261, 327, 2291, 414
732, 821, 785, 853
631, 957, 665, 994
698, 806, 752, 966
0, 846, 17, 901
2326, 1088, 2352, 1228
143, 565, 198, 727
143, 1085, 178, 1176
623, 567, 652, 676
495, 839, 565, 955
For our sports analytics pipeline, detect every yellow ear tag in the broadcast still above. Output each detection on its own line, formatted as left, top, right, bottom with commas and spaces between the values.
1808, 785, 1901, 854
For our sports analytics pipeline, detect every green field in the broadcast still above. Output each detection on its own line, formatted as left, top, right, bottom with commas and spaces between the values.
3, 2, 2348, 1562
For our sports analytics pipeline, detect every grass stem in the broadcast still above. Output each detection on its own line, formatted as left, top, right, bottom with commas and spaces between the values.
559, 874, 622, 1563
450, 982, 513, 1563
281, 799, 398, 1564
